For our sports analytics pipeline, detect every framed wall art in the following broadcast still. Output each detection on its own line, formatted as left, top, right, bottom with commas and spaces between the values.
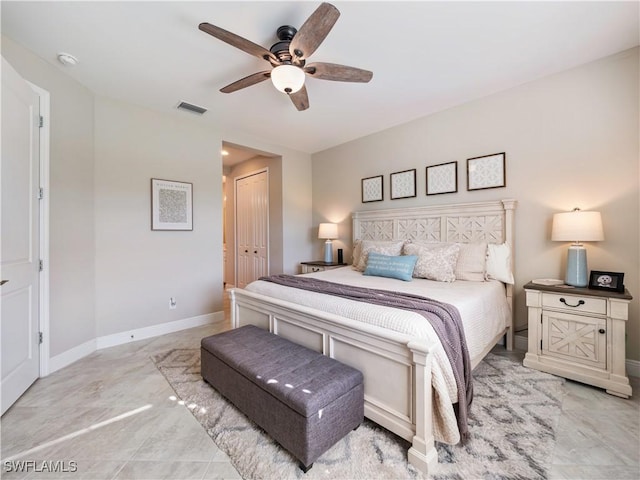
151, 178, 193, 231
361, 175, 384, 203
390, 169, 417, 200
426, 161, 458, 195
466, 152, 506, 191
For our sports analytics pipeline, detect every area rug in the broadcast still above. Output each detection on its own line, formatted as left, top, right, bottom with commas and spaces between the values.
152, 349, 565, 479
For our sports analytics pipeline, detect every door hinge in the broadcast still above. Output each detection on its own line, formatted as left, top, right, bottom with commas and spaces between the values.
38, 187, 44, 200
39, 259, 44, 272
540, 339, 543, 350
39, 332, 43, 344
39, 116, 44, 128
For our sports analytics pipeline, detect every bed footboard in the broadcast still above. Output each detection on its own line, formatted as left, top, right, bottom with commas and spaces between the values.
230, 287, 439, 475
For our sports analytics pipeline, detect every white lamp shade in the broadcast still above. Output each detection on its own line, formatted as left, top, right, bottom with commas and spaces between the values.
318, 223, 338, 239
551, 210, 604, 242
270, 65, 305, 94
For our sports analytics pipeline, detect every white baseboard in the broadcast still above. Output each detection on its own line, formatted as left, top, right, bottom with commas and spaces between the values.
626, 359, 640, 378
96, 312, 223, 350
514, 334, 528, 352
47, 311, 223, 374
49, 338, 97, 374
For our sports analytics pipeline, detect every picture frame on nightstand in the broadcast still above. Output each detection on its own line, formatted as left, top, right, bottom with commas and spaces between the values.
588, 270, 624, 293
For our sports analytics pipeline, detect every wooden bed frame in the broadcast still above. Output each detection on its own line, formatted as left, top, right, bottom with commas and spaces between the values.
230, 199, 516, 475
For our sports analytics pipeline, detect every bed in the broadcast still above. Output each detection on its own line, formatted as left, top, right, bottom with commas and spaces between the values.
230, 199, 516, 475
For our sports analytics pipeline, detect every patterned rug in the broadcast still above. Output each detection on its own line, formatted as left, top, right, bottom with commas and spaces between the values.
152, 349, 565, 479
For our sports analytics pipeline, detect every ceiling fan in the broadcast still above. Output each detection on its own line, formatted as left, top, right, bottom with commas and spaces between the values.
199, 2, 373, 111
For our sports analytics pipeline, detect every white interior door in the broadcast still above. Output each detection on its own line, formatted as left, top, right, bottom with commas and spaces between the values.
235, 170, 269, 288
1, 57, 41, 415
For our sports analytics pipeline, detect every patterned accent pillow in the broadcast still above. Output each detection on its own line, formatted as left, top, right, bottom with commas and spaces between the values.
403, 242, 460, 282
354, 240, 404, 272
363, 252, 418, 282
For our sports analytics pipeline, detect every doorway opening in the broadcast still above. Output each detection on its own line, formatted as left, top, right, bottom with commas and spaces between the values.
221, 142, 283, 289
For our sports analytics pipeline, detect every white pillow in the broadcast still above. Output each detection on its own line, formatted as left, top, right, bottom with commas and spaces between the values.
354, 240, 404, 272
486, 242, 514, 284
403, 243, 460, 282
454, 242, 487, 281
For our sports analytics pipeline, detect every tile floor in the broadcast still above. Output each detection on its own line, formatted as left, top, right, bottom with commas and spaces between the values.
1, 301, 638, 479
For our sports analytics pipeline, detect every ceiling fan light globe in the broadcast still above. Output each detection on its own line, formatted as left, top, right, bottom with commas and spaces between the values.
271, 65, 305, 94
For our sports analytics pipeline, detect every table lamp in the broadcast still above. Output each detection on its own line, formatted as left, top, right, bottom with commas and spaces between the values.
551, 208, 604, 287
318, 223, 338, 263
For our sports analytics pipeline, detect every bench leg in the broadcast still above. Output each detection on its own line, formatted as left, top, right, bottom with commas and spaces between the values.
299, 462, 313, 473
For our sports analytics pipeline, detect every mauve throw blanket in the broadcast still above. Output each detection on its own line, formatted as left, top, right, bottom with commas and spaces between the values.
259, 274, 473, 442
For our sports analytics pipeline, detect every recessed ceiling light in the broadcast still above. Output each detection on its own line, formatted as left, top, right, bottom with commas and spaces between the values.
57, 52, 79, 67
221, 150, 229, 156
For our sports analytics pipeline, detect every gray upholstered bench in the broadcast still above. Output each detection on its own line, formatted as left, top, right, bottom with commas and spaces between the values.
201, 325, 364, 472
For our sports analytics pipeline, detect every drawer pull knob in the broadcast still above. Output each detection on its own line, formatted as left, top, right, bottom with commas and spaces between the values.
559, 298, 585, 308
599, 329, 605, 334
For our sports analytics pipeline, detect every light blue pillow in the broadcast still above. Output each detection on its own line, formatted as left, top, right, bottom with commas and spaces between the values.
363, 252, 418, 282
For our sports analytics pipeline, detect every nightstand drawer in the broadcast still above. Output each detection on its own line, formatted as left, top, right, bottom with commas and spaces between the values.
300, 262, 347, 274
542, 293, 606, 315
302, 265, 325, 273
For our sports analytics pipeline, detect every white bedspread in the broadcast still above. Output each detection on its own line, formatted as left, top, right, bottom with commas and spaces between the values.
244, 267, 511, 444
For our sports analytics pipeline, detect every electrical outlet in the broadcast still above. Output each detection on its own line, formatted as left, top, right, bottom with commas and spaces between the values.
169, 297, 177, 309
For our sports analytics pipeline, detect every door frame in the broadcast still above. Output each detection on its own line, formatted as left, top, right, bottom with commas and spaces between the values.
233, 167, 269, 288
27, 81, 50, 377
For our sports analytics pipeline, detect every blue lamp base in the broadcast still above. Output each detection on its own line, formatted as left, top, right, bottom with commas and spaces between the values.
565, 245, 588, 287
324, 240, 333, 263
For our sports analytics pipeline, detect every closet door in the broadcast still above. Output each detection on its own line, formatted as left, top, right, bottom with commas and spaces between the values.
235, 170, 269, 288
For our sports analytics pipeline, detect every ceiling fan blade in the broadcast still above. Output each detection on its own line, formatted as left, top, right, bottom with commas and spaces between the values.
304, 62, 373, 83
289, 3, 340, 61
199, 23, 278, 64
289, 85, 310, 111
220, 71, 271, 93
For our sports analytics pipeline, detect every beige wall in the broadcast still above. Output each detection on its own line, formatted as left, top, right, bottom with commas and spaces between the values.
2, 36, 96, 357
311, 48, 640, 361
94, 97, 223, 337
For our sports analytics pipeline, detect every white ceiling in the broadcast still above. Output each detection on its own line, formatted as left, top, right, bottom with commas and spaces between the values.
2, 1, 638, 157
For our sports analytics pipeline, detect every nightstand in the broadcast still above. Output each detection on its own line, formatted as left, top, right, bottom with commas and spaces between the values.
300, 261, 347, 274
523, 281, 633, 398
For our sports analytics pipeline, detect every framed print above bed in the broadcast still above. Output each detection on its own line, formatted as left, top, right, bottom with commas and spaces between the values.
151, 178, 193, 231
466, 152, 506, 191
426, 161, 458, 195
390, 169, 417, 200
361, 175, 384, 203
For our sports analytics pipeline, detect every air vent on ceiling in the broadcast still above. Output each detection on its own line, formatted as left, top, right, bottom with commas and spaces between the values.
176, 101, 207, 115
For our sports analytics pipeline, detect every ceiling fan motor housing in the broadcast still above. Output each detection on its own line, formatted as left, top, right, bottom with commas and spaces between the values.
269, 25, 302, 66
